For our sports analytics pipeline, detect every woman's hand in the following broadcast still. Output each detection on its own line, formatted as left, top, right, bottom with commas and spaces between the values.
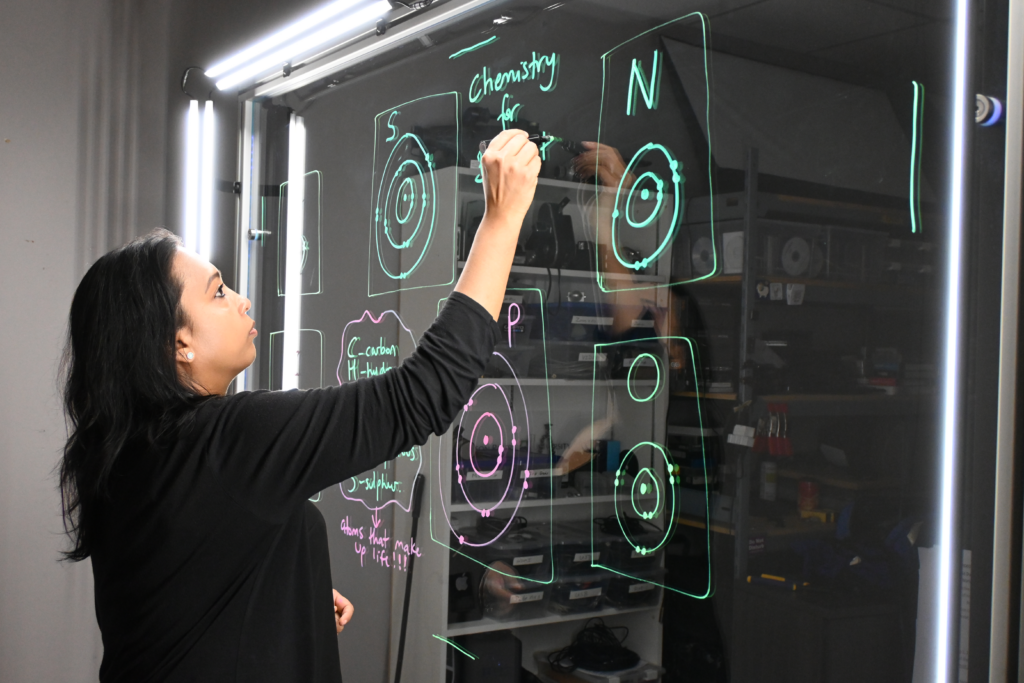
454, 129, 542, 320
333, 589, 354, 633
480, 129, 542, 232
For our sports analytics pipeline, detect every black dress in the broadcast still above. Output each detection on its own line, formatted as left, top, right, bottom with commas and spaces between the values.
90, 293, 498, 682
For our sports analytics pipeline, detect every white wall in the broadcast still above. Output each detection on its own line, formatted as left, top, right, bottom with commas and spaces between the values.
0, 0, 169, 679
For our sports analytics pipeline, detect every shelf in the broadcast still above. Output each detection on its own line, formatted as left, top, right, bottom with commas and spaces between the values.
449, 493, 656, 513
675, 513, 836, 539
457, 261, 668, 283
776, 467, 901, 491
674, 270, 930, 308
755, 393, 930, 417
456, 166, 612, 194
479, 377, 658, 387
672, 391, 738, 401
676, 513, 735, 536
444, 604, 658, 637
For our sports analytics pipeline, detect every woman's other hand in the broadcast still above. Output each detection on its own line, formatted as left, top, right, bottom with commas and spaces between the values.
572, 141, 636, 189
333, 589, 354, 633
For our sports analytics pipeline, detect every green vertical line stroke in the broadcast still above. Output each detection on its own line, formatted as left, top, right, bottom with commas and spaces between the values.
449, 35, 498, 59
910, 81, 925, 233
432, 634, 478, 659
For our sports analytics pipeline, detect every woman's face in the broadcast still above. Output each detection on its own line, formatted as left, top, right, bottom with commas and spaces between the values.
173, 248, 257, 395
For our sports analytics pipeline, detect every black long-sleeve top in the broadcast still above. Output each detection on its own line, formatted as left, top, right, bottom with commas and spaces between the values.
90, 293, 498, 683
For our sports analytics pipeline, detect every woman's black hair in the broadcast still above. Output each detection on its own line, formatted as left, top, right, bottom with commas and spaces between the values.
59, 228, 206, 561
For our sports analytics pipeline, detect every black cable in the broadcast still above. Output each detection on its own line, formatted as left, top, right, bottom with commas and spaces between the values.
547, 618, 639, 673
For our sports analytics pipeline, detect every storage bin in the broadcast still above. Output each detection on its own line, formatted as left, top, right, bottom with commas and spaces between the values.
605, 568, 666, 608
479, 567, 548, 621
546, 572, 610, 614
478, 526, 551, 579
552, 521, 601, 575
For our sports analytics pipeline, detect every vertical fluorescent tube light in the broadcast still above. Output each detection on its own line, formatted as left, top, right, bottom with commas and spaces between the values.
282, 113, 306, 390
936, 0, 969, 680
199, 100, 216, 260
184, 100, 200, 252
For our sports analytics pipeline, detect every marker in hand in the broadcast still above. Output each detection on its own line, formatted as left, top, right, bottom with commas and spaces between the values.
480, 134, 555, 152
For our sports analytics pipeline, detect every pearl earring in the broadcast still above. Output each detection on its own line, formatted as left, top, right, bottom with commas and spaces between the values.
186, 352, 195, 360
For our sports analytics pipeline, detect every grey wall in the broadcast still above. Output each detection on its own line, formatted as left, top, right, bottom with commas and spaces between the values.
1, 1, 391, 680
2, 1, 115, 679
2, 0, 173, 679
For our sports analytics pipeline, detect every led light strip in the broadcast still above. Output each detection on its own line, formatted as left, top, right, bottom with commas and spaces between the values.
281, 113, 307, 390
254, 0, 498, 98
213, 0, 392, 92
937, 0, 970, 679
206, 0, 369, 79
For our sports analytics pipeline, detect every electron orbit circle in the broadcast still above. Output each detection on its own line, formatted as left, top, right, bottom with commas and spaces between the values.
374, 132, 437, 280
609, 143, 684, 272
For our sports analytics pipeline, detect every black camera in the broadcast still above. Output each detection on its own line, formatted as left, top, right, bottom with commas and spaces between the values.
524, 197, 575, 268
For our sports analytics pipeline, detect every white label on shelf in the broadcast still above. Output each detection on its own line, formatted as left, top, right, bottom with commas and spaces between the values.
572, 552, 599, 562
569, 587, 602, 600
578, 353, 607, 362
464, 470, 504, 481
631, 319, 655, 328
630, 550, 647, 559
510, 591, 545, 604
503, 294, 524, 304
523, 468, 559, 479
513, 555, 543, 566
571, 316, 613, 325
629, 582, 656, 593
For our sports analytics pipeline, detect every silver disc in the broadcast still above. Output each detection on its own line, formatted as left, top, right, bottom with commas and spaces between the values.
691, 236, 714, 276
781, 237, 811, 277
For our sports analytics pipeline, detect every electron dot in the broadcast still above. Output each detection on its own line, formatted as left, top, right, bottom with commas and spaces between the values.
524, 470, 530, 478
641, 188, 650, 201
498, 446, 504, 455
459, 535, 465, 544
483, 435, 489, 445
512, 425, 517, 433
523, 481, 528, 489
468, 399, 473, 407
670, 160, 679, 170
512, 439, 517, 446
641, 483, 648, 495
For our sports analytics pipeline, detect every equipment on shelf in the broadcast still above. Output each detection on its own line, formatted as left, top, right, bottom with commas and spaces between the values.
525, 197, 575, 268
547, 618, 640, 674
454, 631, 522, 683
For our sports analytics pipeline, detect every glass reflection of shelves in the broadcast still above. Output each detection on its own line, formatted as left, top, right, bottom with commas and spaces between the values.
444, 604, 658, 637
448, 493, 657, 513
454, 166, 613, 195
672, 391, 738, 401
756, 393, 930, 417
456, 261, 668, 283
676, 513, 836, 539
479, 377, 658, 387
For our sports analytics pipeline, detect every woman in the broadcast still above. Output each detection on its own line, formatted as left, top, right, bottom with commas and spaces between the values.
59, 130, 541, 682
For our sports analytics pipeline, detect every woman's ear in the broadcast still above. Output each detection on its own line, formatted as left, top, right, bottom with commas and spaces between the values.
176, 331, 195, 364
